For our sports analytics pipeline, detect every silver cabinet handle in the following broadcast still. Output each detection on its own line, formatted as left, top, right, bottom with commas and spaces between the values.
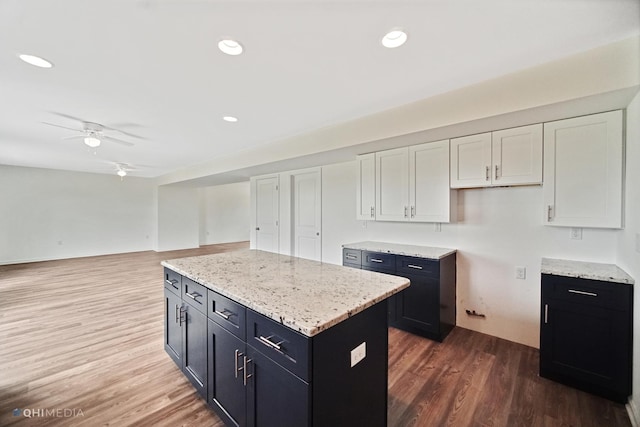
185, 291, 201, 301
345, 254, 357, 260
495, 165, 499, 180
177, 305, 184, 326
544, 304, 548, 324
258, 335, 283, 351
243, 356, 253, 386
370, 206, 374, 218
568, 289, 598, 297
407, 264, 423, 270
486, 166, 490, 181
234, 349, 245, 379
370, 258, 383, 263
404, 206, 408, 218
214, 309, 233, 320
547, 205, 553, 222
166, 279, 179, 289
175, 304, 180, 324
411, 206, 415, 218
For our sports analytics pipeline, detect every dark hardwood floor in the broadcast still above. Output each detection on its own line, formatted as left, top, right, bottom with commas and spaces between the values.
0, 243, 631, 426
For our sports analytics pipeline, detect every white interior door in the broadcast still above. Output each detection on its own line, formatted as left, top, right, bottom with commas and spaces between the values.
292, 170, 321, 261
255, 176, 279, 253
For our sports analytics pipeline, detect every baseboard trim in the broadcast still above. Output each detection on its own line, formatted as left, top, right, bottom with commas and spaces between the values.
627, 399, 639, 427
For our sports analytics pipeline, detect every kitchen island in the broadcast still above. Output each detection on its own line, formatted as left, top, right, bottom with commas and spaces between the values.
162, 249, 409, 427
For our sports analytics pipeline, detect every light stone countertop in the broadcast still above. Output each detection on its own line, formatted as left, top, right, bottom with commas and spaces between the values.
342, 241, 457, 259
541, 258, 634, 285
162, 250, 409, 337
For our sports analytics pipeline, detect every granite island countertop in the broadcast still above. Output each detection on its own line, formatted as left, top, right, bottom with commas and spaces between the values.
162, 250, 410, 337
541, 258, 635, 285
342, 241, 456, 259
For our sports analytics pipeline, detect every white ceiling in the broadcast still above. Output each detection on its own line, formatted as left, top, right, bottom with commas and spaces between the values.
1, 0, 639, 179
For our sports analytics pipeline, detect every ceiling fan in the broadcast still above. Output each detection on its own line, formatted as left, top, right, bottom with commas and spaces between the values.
42, 112, 144, 149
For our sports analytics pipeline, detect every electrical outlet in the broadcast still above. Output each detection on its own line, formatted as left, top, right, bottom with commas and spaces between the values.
350, 342, 366, 367
516, 266, 526, 280
570, 228, 582, 240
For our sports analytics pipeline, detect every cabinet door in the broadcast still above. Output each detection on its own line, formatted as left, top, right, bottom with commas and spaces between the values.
164, 288, 183, 368
376, 148, 409, 221
543, 110, 623, 228
183, 302, 208, 397
450, 132, 492, 188
208, 320, 246, 427
409, 139, 453, 222
491, 124, 542, 186
395, 274, 439, 334
246, 345, 310, 427
356, 153, 376, 220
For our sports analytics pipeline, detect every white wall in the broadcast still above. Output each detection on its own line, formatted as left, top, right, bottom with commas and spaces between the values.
617, 93, 640, 421
199, 182, 250, 245
156, 185, 199, 252
0, 165, 156, 264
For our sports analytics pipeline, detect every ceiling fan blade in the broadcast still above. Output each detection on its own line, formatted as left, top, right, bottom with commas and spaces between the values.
61, 135, 85, 140
50, 112, 87, 123
102, 136, 134, 147
41, 122, 83, 132
102, 124, 145, 139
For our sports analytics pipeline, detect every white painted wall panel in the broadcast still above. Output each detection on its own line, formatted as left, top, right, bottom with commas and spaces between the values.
199, 182, 250, 245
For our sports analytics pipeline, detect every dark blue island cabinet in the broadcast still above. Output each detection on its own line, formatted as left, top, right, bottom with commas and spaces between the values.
163, 265, 397, 427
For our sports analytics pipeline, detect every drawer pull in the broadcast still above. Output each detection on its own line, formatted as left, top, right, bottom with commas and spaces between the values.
185, 291, 202, 301
175, 304, 180, 324
234, 349, 244, 379
214, 309, 233, 320
243, 356, 253, 386
166, 279, 179, 289
258, 335, 284, 351
544, 304, 548, 324
407, 264, 423, 270
370, 258, 383, 263
345, 254, 357, 260
568, 289, 598, 297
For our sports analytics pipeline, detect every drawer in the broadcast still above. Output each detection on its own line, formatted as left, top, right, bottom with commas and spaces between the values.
182, 277, 207, 314
542, 274, 631, 311
246, 309, 310, 382
362, 251, 396, 273
396, 256, 439, 278
208, 289, 246, 340
342, 248, 362, 267
164, 268, 182, 296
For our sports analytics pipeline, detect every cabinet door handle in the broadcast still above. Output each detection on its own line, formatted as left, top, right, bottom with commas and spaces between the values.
411, 206, 415, 218
243, 356, 253, 386
370, 258, 383, 263
185, 291, 201, 301
234, 349, 245, 379
175, 304, 180, 324
407, 264, 423, 270
568, 289, 598, 297
486, 166, 490, 181
547, 205, 553, 222
495, 165, 499, 180
544, 304, 548, 324
166, 279, 179, 289
177, 305, 185, 326
370, 206, 374, 218
345, 254, 357, 260
258, 335, 283, 351
256, 227, 260, 231
404, 206, 408, 218
214, 309, 233, 320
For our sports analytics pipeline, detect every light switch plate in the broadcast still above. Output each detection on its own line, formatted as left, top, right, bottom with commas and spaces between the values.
515, 266, 526, 280
350, 342, 366, 367
570, 228, 583, 240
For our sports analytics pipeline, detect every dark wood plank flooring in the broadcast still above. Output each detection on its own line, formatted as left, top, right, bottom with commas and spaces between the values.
0, 243, 631, 426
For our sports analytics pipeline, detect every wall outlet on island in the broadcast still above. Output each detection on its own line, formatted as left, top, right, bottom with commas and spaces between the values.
350, 342, 366, 367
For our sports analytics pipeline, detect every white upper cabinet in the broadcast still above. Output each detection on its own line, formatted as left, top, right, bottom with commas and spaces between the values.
356, 153, 376, 220
543, 110, 623, 228
376, 147, 409, 221
409, 140, 455, 222
373, 140, 454, 223
450, 124, 543, 188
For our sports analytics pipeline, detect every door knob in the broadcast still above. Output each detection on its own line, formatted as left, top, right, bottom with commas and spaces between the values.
256, 227, 260, 231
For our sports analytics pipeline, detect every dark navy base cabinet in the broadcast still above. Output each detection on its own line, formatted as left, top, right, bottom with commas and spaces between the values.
343, 248, 456, 342
164, 267, 390, 427
540, 274, 633, 403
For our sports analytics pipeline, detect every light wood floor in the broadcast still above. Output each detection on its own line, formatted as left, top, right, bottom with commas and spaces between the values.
0, 243, 631, 426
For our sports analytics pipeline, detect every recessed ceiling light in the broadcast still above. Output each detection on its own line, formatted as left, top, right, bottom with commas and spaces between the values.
223, 116, 238, 122
381, 29, 407, 48
117, 169, 127, 177
18, 53, 54, 68
218, 39, 243, 56
84, 136, 101, 148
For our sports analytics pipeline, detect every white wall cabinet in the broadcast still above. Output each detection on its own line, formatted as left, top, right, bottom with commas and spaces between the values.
543, 110, 623, 228
355, 153, 376, 220
374, 140, 454, 223
450, 124, 543, 188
